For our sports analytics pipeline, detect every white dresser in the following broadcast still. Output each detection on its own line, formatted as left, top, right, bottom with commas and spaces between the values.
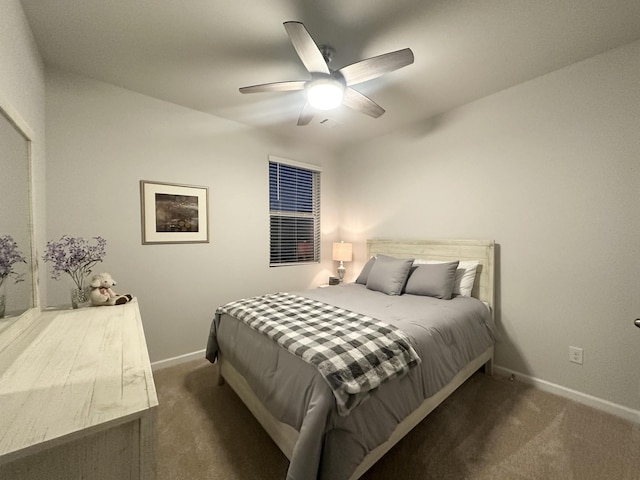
0, 299, 158, 480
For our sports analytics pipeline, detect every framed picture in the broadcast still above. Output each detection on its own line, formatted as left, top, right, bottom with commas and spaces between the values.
140, 180, 209, 244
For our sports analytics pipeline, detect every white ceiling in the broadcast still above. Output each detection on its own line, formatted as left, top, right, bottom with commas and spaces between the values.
20, 0, 640, 150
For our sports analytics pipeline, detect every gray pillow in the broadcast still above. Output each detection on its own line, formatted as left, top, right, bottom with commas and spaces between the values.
366, 255, 414, 295
405, 261, 459, 299
355, 257, 376, 285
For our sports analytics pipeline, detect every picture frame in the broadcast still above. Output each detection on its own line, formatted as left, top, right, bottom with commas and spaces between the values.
140, 180, 209, 244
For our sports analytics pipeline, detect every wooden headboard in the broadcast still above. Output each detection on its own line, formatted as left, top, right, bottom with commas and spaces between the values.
367, 239, 495, 309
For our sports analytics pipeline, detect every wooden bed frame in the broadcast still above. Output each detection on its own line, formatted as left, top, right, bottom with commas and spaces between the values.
217, 239, 495, 479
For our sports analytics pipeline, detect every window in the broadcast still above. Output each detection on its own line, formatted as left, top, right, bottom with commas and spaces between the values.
269, 156, 321, 266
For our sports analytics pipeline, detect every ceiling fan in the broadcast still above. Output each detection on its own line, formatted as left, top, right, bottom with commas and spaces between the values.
239, 21, 414, 126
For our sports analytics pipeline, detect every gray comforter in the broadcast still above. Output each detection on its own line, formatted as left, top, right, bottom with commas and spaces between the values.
206, 283, 495, 480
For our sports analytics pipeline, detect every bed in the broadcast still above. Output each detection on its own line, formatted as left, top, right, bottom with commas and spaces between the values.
206, 239, 496, 480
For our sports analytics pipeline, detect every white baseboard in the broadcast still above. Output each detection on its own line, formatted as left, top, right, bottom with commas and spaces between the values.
150, 353, 639, 423
151, 349, 207, 371
494, 365, 640, 424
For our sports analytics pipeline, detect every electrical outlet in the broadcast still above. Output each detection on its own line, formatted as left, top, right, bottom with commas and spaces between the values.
569, 346, 583, 365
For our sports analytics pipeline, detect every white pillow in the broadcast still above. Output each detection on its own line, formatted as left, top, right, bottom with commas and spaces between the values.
414, 259, 478, 297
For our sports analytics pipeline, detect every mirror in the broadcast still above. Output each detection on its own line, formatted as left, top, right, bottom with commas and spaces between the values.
0, 101, 36, 318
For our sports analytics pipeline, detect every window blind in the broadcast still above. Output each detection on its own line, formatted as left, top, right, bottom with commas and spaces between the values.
269, 158, 320, 266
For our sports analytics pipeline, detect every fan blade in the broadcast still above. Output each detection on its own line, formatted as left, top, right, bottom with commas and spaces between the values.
338, 48, 414, 86
342, 88, 385, 118
239, 81, 306, 94
283, 21, 330, 75
297, 102, 314, 126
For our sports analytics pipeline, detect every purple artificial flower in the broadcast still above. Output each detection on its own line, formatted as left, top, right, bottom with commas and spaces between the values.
42, 235, 107, 290
0, 235, 27, 288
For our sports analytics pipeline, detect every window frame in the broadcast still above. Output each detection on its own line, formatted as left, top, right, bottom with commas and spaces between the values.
268, 155, 321, 267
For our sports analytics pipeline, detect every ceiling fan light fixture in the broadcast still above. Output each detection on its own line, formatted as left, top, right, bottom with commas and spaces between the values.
306, 79, 344, 110
239, 22, 414, 125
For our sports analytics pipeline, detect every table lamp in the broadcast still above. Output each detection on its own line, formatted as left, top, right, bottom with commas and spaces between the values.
332, 241, 353, 283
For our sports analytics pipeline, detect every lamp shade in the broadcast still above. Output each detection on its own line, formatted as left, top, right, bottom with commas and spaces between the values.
332, 242, 353, 262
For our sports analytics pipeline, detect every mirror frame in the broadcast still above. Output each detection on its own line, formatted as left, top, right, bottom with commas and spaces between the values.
0, 92, 39, 319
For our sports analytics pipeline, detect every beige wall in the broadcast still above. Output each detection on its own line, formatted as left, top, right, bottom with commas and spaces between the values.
44, 70, 340, 362
338, 40, 640, 412
0, 0, 46, 304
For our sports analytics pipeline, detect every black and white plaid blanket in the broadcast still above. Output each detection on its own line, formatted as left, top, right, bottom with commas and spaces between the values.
217, 292, 421, 415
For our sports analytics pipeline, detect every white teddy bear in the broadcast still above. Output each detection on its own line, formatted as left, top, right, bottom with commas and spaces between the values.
89, 272, 133, 306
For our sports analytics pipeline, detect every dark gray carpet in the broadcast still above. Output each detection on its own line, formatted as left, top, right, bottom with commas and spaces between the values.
153, 358, 640, 480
